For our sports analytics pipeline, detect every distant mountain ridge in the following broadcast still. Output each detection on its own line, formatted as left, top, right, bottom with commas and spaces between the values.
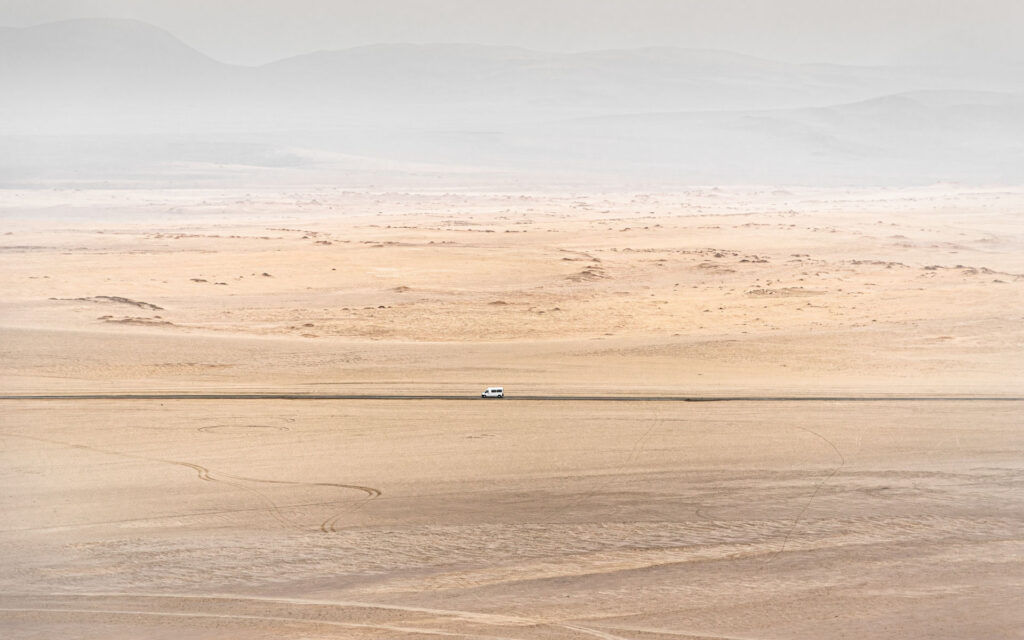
5, 17, 1020, 130
1, 18, 1022, 185
0, 18, 226, 78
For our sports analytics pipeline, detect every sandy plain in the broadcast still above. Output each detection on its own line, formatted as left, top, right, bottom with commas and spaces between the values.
1, 185, 1023, 638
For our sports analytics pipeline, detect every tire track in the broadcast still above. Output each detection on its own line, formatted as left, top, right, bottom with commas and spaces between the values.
2, 593, 631, 640
539, 414, 663, 524
0, 431, 380, 532
0, 607, 498, 638
767, 425, 846, 561
222, 473, 381, 497
169, 462, 299, 530
694, 507, 716, 522
197, 424, 291, 433
560, 623, 637, 640
0, 497, 383, 534
9, 592, 540, 628
211, 473, 381, 534
579, 623, 755, 640
320, 495, 377, 533
2, 432, 300, 530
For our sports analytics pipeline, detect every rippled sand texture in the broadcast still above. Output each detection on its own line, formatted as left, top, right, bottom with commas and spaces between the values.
1, 185, 1022, 638
2, 400, 1022, 639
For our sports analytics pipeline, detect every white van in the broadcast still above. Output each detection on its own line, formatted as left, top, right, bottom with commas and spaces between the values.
481, 387, 504, 398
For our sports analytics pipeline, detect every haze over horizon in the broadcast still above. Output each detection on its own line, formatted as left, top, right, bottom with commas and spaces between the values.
1, 2, 1023, 187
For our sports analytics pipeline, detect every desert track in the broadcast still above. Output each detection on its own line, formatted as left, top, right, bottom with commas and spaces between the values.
0, 592, 655, 640
0, 431, 381, 532
1, 394, 1020, 401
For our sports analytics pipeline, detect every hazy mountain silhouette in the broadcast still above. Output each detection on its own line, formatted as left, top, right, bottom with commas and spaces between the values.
2, 18, 1022, 184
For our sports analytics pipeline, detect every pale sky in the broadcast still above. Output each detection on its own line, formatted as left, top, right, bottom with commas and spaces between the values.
2, 0, 1021, 65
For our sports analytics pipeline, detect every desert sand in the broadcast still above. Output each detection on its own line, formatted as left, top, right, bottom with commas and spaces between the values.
1, 185, 1022, 638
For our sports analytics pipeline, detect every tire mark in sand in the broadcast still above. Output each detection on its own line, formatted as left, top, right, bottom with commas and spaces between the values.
538, 415, 663, 524
0, 431, 380, 532
319, 493, 377, 533
15, 593, 640, 640
197, 424, 291, 434
218, 473, 381, 533
196, 421, 377, 531
0, 607, 493, 638
767, 425, 846, 561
